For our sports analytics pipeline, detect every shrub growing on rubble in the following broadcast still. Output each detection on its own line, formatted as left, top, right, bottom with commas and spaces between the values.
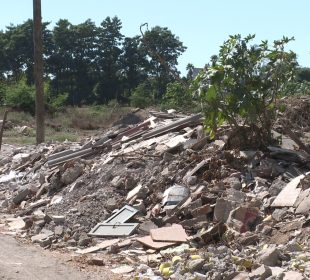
192, 34, 297, 143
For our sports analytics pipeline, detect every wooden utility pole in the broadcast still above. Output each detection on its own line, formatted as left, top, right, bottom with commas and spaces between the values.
33, 0, 45, 144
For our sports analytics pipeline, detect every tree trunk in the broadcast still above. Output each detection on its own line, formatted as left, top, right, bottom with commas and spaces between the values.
0, 110, 9, 151
33, 0, 45, 144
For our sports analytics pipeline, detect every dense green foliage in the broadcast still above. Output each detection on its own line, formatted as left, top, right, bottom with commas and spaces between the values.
0, 17, 186, 107
161, 81, 196, 111
193, 34, 297, 141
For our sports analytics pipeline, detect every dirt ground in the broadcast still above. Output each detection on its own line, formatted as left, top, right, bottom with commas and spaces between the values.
0, 232, 121, 280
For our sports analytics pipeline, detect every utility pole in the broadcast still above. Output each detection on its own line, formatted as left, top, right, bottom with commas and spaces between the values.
33, 0, 45, 144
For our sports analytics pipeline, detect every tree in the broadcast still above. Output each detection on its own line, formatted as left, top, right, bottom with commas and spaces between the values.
33, 0, 45, 143
186, 63, 194, 80
0, 20, 52, 83
119, 36, 148, 99
94, 16, 124, 103
193, 34, 297, 142
140, 26, 186, 100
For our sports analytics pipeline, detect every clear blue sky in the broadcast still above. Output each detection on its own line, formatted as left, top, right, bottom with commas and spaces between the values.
1, 0, 309, 75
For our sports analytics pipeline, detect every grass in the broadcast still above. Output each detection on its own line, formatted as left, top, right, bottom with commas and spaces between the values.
0, 105, 132, 145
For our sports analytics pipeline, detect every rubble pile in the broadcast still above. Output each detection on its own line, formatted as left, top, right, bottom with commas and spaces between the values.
0, 107, 310, 280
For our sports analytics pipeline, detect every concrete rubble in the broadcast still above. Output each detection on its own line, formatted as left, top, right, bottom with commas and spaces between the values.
0, 108, 310, 279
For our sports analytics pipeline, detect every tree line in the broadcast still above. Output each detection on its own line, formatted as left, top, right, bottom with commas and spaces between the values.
0, 16, 187, 108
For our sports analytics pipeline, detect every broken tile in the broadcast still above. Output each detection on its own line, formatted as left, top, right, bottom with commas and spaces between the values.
150, 224, 188, 242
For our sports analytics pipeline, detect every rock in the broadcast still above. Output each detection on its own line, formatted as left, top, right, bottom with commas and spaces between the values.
249, 265, 272, 279
124, 175, 137, 190
13, 187, 30, 204
54, 225, 64, 236
231, 272, 249, 280
111, 265, 135, 274
258, 247, 281, 267
106, 197, 118, 211
52, 215, 65, 224
33, 209, 46, 220
214, 198, 235, 223
126, 160, 145, 169
111, 175, 123, 188
237, 233, 259, 246
283, 271, 305, 280
223, 176, 242, 190
87, 257, 104, 266
78, 233, 92, 247
187, 259, 204, 272
186, 176, 198, 186
295, 189, 310, 214
227, 206, 260, 233
284, 240, 302, 252
272, 209, 287, 222
8, 217, 26, 230
31, 230, 54, 247
60, 162, 84, 185
269, 177, 286, 196
66, 239, 77, 246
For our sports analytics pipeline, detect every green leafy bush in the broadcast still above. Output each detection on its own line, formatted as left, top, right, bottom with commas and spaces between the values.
4, 78, 35, 114
130, 81, 155, 108
193, 34, 297, 142
161, 81, 196, 111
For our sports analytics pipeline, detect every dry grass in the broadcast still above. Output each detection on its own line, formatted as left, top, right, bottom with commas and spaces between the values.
0, 105, 132, 145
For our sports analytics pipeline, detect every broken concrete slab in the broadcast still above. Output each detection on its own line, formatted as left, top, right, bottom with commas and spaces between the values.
283, 271, 305, 280
12, 187, 30, 204
136, 235, 176, 250
8, 217, 26, 230
295, 189, 310, 214
249, 265, 272, 279
76, 238, 120, 254
111, 265, 135, 274
227, 206, 260, 233
258, 246, 281, 267
150, 224, 188, 243
271, 173, 308, 207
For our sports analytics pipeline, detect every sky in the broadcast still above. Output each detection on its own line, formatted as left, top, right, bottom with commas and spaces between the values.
1, 0, 310, 76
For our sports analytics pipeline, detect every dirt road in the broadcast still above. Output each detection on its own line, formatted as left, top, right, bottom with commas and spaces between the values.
0, 234, 118, 280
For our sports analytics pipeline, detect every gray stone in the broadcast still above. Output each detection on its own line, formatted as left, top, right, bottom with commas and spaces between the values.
13, 187, 30, 204
54, 225, 64, 236
249, 265, 272, 279
295, 189, 310, 214
283, 271, 305, 280
269, 177, 286, 197
106, 197, 118, 211
223, 177, 242, 190
52, 215, 65, 224
214, 198, 234, 223
67, 239, 77, 246
272, 209, 286, 222
111, 176, 124, 188
186, 176, 198, 186
78, 232, 92, 247
258, 247, 281, 267
60, 162, 84, 185
188, 259, 204, 272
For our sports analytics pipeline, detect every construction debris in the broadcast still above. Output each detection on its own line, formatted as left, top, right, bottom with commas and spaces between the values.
0, 106, 310, 279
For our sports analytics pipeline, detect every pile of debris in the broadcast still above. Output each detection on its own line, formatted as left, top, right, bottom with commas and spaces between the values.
0, 108, 310, 280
